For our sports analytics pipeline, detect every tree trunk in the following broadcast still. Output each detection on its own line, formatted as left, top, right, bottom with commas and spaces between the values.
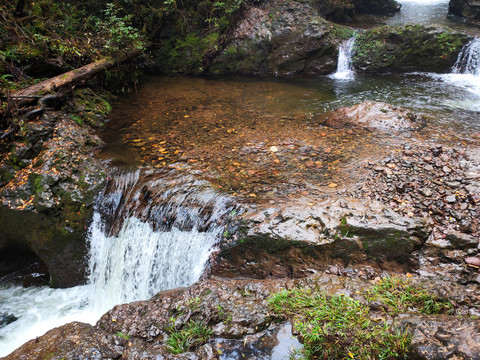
8, 49, 142, 108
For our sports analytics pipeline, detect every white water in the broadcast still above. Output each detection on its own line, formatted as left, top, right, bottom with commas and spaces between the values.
330, 37, 356, 81
433, 38, 480, 108
0, 210, 221, 356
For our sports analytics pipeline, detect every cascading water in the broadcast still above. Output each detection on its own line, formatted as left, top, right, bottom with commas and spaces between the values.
0, 169, 231, 357
452, 38, 480, 76
433, 38, 480, 109
330, 37, 356, 81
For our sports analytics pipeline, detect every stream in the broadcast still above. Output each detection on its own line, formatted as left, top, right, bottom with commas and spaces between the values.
1, 1, 480, 357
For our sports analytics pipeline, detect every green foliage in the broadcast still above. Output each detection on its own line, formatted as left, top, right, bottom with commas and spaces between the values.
268, 287, 411, 359
95, 3, 146, 52
165, 320, 212, 354
114, 331, 130, 340
365, 276, 453, 315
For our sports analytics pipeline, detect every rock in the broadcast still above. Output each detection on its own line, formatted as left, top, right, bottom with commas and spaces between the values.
6, 274, 479, 359
353, 24, 470, 73
213, 197, 427, 278
324, 101, 422, 132
314, 0, 355, 22
399, 315, 480, 360
0, 313, 17, 328
0, 107, 107, 287
445, 194, 457, 203
209, 0, 341, 76
353, 0, 401, 15
3, 322, 121, 360
449, 0, 480, 24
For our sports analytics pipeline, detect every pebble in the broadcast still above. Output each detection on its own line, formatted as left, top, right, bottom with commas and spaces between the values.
445, 195, 456, 203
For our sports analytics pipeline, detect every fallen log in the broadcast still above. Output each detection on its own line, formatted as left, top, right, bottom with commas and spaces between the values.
7, 48, 142, 108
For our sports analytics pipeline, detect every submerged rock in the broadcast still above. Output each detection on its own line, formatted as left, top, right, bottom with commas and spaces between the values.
324, 101, 423, 132
353, 24, 470, 73
209, 0, 341, 76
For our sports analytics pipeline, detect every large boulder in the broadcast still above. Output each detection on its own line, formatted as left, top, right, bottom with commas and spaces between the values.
449, 0, 480, 24
314, 0, 356, 22
353, 0, 401, 15
209, 0, 346, 76
352, 24, 471, 73
0, 93, 108, 287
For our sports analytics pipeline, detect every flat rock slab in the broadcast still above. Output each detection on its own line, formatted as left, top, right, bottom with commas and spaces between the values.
324, 101, 422, 132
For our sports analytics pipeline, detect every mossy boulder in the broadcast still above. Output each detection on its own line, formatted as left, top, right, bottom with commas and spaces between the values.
0, 99, 108, 287
449, 0, 480, 23
209, 0, 341, 76
352, 24, 471, 73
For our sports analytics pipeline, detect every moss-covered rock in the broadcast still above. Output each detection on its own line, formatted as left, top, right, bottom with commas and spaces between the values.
0, 92, 109, 287
209, 0, 344, 76
352, 24, 471, 73
449, 0, 480, 24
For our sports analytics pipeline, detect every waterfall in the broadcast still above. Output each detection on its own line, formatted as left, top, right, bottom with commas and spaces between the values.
452, 38, 480, 76
0, 169, 231, 357
330, 37, 356, 81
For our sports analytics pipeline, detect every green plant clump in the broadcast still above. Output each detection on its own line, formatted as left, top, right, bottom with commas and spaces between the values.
269, 287, 411, 360
365, 276, 453, 315
166, 320, 212, 354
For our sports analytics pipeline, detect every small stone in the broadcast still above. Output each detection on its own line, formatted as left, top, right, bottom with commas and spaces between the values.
269, 146, 279, 152
445, 195, 456, 203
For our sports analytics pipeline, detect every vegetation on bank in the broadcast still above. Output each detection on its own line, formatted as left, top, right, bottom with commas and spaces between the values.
268, 275, 455, 360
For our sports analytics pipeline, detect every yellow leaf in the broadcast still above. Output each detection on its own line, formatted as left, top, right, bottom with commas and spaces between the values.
248, 193, 257, 197
349, 352, 354, 358
184, 115, 190, 118
328, 183, 337, 188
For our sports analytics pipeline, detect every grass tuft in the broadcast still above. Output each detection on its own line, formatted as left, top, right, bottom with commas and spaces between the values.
165, 320, 212, 354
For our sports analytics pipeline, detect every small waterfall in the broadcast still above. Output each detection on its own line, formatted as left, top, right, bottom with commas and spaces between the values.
433, 37, 480, 103
0, 168, 233, 357
452, 38, 480, 76
330, 37, 356, 81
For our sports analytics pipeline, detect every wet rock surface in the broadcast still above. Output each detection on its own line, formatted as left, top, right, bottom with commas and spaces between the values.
324, 101, 424, 132
4, 274, 480, 359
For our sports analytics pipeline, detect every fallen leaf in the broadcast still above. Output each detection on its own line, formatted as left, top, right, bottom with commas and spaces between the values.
270, 146, 279, 152
328, 183, 337, 188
